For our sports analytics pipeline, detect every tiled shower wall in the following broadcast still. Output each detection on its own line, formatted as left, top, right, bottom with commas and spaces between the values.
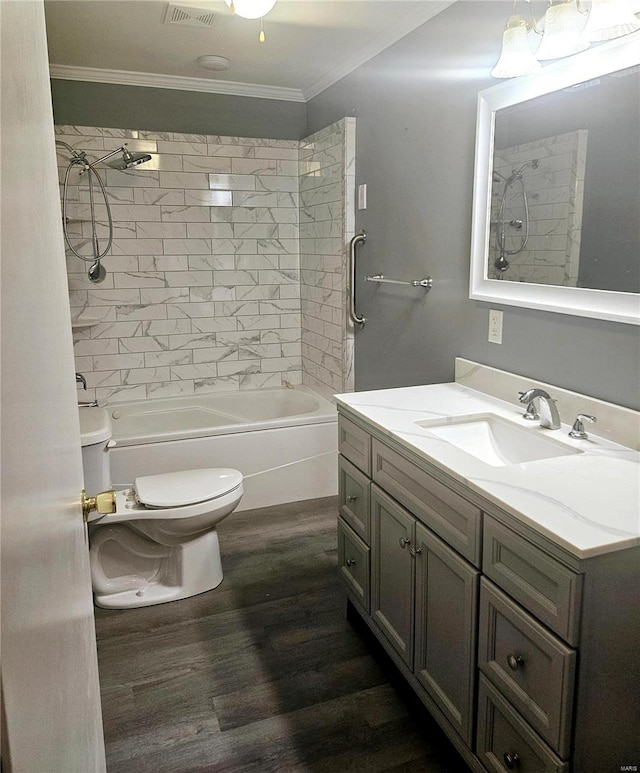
299, 118, 356, 402
57, 123, 354, 404
491, 130, 588, 286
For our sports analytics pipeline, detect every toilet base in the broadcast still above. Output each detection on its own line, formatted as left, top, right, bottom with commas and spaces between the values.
91, 526, 224, 609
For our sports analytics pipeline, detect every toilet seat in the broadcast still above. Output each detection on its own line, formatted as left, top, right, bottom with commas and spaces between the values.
135, 468, 243, 508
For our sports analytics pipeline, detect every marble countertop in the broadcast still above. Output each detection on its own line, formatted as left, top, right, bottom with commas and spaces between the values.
335, 383, 640, 559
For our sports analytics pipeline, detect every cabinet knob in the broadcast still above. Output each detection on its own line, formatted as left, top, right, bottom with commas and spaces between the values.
409, 546, 422, 557
346, 494, 358, 503
346, 558, 356, 567
399, 536, 411, 549
503, 751, 520, 769
507, 653, 524, 671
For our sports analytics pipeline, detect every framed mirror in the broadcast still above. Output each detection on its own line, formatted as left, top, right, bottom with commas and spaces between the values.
469, 33, 640, 325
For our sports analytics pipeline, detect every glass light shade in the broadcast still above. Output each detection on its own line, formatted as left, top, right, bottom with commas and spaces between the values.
224, 0, 276, 19
491, 16, 543, 78
535, 1, 590, 60
581, 0, 640, 41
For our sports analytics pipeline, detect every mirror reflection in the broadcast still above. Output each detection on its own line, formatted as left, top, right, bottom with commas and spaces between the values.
489, 64, 639, 293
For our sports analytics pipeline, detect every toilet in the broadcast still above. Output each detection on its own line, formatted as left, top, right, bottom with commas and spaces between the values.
80, 407, 243, 609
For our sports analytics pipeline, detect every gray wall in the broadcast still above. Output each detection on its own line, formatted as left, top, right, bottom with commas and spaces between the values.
307, 2, 640, 410
50, 79, 307, 140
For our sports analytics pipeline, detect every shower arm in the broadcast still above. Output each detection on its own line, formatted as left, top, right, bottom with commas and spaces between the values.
87, 145, 128, 170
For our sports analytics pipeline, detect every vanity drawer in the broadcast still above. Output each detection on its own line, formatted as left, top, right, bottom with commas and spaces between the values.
339, 455, 371, 543
338, 415, 371, 476
478, 579, 576, 758
338, 517, 370, 613
476, 675, 568, 773
483, 516, 582, 646
372, 438, 482, 566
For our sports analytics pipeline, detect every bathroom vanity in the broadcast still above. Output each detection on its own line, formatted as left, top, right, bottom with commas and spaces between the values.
335, 360, 640, 773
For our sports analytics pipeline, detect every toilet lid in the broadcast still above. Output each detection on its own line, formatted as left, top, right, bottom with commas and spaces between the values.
134, 468, 243, 508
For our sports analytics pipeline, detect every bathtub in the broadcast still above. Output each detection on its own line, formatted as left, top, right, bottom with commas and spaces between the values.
107, 387, 338, 512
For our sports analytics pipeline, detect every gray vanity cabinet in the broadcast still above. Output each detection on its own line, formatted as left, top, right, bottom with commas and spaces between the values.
337, 409, 640, 773
370, 486, 416, 667
414, 522, 479, 746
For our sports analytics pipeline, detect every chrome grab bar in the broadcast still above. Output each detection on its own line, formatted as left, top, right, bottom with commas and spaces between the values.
366, 273, 433, 289
348, 230, 366, 326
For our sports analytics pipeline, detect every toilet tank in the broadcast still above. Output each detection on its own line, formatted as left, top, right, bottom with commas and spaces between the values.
79, 408, 112, 494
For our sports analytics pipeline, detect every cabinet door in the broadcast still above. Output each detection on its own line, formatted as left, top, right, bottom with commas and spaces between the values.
371, 486, 415, 667
414, 523, 479, 746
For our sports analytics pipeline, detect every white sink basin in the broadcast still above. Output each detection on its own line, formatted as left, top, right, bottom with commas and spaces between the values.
416, 414, 582, 467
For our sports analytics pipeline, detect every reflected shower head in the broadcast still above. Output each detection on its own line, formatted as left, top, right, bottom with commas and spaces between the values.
107, 147, 152, 170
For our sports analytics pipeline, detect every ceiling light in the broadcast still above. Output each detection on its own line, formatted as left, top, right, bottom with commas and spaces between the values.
535, 0, 590, 60
491, 15, 543, 78
580, 0, 640, 41
224, 0, 276, 20
197, 55, 231, 72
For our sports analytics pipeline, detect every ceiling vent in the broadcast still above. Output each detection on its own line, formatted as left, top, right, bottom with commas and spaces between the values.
164, 3, 217, 28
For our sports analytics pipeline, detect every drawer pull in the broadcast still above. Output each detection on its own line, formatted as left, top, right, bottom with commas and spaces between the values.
503, 751, 520, 769
507, 653, 525, 671
346, 494, 358, 503
399, 536, 411, 549
346, 558, 356, 567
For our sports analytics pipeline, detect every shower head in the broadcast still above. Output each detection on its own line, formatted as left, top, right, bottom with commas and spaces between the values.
511, 159, 539, 179
106, 147, 152, 170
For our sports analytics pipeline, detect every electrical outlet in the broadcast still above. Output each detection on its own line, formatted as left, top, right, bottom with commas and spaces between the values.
488, 309, 503, 344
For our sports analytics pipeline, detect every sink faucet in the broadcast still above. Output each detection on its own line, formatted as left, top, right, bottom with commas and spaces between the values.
76, 372, 87, 390
518, 388, 561, 430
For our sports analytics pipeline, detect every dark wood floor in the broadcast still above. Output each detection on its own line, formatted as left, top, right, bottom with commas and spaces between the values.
95, 497, 469, 773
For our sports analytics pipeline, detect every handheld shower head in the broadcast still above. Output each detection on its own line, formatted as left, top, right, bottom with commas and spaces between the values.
107, 147, 152, 170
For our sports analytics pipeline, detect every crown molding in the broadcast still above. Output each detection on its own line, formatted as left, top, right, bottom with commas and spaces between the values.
48, 64, 306, 103
302, 0, 455, 100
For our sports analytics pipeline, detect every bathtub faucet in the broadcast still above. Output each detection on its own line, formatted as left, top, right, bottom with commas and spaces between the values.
76, 372, 87, 390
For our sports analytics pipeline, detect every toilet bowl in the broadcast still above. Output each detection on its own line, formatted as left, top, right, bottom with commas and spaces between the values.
80, 408, 243, 609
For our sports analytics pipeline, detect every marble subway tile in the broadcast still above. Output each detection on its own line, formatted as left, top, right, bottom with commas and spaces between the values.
157, 140, 208, 155
185, 191, 233, 207
171, 363, 218, 380
164, 271, 213, 287
122, 367, 171, 384
137, 222, 187, 239
142, 319, 192, 336
209, 174, 256, 191
188, 255, 235, 270
115, 304, 168, 321
161, 205, 211, 222
159, 171, 209, 190
144, 350, 193, 367
193, 347, 239, 364
93, 353, 145, 371
163, 238, 211, 254
186, 222, 234, 239
96, 384, 147, 404
189, 286, 236, 303
119, 336, 169, 353
139, 255, 189, 271
146, 380, 195, 399
140, 288, 190, 305
134, 188, 185, 206
113, 272, 166, 289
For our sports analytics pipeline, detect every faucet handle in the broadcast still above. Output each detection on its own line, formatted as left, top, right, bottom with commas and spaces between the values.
76, 372, 87, 390
518, 391, 539, 421
569, 413, 597, 440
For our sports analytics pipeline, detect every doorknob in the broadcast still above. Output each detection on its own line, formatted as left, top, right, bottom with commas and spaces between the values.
81, 489, 116, 522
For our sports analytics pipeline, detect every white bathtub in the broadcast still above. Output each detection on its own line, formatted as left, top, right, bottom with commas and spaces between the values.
108, 387, 338, 512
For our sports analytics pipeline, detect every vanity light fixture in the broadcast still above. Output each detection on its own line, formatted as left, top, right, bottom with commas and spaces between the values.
535, 0, 590, 60
224, 0, 276, 42
492, 0, 640, 77
580, 0, 640, 41
491, 14, 542, 77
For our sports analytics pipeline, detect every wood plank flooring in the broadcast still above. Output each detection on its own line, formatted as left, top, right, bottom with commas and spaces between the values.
95, 497, 469, 773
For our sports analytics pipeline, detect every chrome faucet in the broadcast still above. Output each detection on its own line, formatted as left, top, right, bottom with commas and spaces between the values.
76, 372, 87, 390
518, 388, 561, 430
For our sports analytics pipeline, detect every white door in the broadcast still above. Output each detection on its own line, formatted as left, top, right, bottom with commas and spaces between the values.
0, 2, 106, 771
